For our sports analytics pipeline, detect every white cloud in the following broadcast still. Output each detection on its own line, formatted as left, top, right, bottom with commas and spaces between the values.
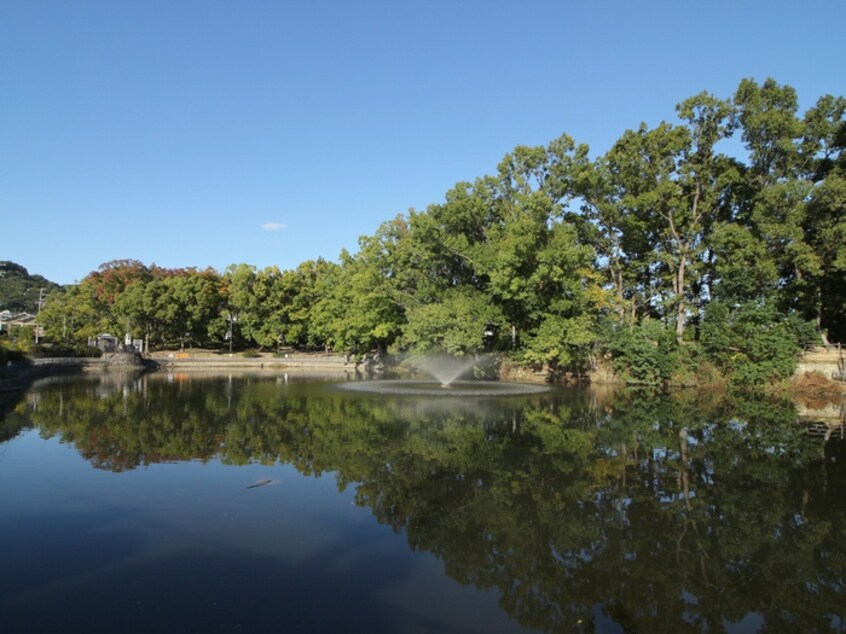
261, 222, 286, 231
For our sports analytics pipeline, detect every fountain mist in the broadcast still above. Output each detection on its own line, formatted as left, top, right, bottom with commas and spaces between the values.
411, 353, 482, 387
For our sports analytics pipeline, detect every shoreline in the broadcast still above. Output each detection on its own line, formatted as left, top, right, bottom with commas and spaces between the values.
4, 348, 843, 398
147, 350, 352, 371
2, 354, 842, 436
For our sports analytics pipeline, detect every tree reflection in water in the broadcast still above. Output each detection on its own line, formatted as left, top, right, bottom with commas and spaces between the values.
5, 373, 845, 632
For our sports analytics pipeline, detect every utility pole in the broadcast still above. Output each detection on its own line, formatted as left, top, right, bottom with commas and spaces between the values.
36, 287, 45, 344
27, 287, 47, 344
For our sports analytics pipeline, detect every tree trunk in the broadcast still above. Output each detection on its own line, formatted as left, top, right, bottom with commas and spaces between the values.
676, 253, 687, 344
615, 267, 625, 319
816, 287, 830, 345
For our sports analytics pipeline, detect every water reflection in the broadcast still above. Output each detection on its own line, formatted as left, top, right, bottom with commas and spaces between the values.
3, 373, 845, 632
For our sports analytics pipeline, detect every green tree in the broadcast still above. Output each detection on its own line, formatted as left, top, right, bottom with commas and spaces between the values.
248, 266, 289, 349
600, 317, 684, 385
804, 173, 846, 341
488, 136, 598, 347
308, 247, 405, 357
708, 222, 778, 303
113, 278, 167, 351
38, 281, 109, 344
158, 269, 223, 348
305, 259, 350, 353
603, 93, 734, 344
399, 286, 505, 354
219, 263, 297, 350
602, 123, 688, 325
800, 94, 846, 340
220, 263, 255, 350
672, 91, 736, 339
574, 157, 633, 320
277, 258, 337, 349
700, 300, 816, 386
735, 79, 846, 341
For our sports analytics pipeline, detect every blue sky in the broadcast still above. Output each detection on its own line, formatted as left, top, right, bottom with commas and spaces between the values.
2, 0, 844, 285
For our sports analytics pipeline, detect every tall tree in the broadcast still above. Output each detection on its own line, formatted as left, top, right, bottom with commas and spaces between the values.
736, 79, 845, 341
800, 94, 846, 340
599, 92, 734, 343
603, 122, 688, 332
38, 282, 106, 344
221, 264, 255, 350
277, 258, 337, 349
574, 157, 632, 320
113, 278, 169, 351
672, 91, 736, 340
735, 78, 803, 184
158, 269, 222, 349
86, 260, 151, 306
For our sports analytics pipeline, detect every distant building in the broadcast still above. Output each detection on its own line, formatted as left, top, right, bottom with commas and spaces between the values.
0, 312, 37, 333
89, 333, 119, 352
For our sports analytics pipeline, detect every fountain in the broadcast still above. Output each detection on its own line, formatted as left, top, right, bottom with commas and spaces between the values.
337, 353, 550, 397
412, 353, 481, 388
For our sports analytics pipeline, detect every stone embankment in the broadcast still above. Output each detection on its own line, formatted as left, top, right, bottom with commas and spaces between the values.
791, 346, 845, 431
7, 346, 845, 385
31, 351, 145, 370
796, 345, 845, 380
1, 351, 146, 396
147, 350, 353, 371
1, 350, 358, 405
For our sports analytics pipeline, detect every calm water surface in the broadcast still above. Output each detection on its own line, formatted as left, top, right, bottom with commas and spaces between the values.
0, 372, 844, 633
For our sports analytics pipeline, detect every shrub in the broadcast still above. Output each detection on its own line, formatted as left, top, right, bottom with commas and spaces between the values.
600, 318, 685, 385
700, 301, 817, 387
1, 334, 32, 362
31, 344, 102, 358
519, 314, 597, 373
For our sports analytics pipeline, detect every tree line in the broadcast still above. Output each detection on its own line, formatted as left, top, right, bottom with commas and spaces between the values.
33, 78, 844, 385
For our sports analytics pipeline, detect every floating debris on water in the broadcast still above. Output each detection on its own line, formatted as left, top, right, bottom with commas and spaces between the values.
246, 478, 278, 489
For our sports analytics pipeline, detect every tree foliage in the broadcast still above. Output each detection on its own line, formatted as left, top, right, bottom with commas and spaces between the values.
701, 301, 817, 386
23, 78, 844, 383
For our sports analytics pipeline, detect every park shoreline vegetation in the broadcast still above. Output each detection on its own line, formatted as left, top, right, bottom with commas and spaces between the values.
3, 78, 845, 392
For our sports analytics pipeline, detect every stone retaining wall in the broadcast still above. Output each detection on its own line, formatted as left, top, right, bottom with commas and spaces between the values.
150, 353, 351, 370
32, 357, 102, 367
796, 346, 844, 380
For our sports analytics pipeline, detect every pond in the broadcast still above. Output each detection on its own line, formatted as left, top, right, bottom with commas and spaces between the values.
1, 372, 844, 633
